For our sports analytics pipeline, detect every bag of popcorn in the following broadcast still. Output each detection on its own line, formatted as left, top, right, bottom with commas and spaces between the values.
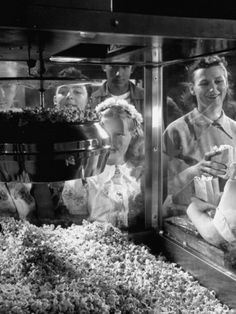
194, 175, 220, 206
211, 145, 236, 178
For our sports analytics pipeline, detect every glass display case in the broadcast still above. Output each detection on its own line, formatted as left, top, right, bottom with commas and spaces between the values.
1, 0, 236, 309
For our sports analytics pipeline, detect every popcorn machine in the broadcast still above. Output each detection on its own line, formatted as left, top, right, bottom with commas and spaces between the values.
0, 0, 236, 309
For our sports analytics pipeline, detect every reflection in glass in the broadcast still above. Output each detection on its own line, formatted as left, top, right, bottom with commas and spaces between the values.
0, 61, 145, 233
163, 54, 236, 271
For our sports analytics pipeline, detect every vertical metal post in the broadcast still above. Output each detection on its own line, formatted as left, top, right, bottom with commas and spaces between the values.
39, 48, 45, 109
144, 44, 163, 230
39, 83, 45, 109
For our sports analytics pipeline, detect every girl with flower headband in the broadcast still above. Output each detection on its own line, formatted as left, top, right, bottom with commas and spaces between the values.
62, 98, 145, 230
96, 98, 143, 134
95, 97, 144, 166
163, 54, 236, 215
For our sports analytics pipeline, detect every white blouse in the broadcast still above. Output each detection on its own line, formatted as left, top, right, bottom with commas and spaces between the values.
62, 163, 143, 228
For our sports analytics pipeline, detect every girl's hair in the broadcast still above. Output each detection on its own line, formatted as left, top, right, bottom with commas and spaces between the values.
95, 97, 144, 166
95, 98, 143, 137
181, 55, 233, 109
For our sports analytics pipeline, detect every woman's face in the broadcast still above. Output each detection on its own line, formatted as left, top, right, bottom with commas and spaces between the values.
190, 65, 228, 114
55, 84, 88, 110
101, 114, 132, 165
0, 83, 18, 109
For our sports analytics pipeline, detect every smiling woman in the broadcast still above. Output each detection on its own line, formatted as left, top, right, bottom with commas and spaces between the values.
187, 56, 230, 118
163, 55, 236, 211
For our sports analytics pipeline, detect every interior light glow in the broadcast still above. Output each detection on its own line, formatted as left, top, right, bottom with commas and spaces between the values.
49, 56, 86, 62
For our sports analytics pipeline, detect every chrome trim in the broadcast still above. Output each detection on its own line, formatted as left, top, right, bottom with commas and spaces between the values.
53, 139, 99, 152
0, 139, 106, 154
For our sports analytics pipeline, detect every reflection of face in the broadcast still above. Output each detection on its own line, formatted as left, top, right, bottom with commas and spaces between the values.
0, 83, 18, 109
101, 113, 132, 165
55, 84, 88, 110
190, 65, 228, 114
104, 65, 132, 94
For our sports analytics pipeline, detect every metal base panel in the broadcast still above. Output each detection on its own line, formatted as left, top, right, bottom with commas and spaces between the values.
160, 235, 236, 310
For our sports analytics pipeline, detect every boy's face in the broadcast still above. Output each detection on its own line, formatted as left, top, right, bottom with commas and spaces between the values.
104, 65, 132, 89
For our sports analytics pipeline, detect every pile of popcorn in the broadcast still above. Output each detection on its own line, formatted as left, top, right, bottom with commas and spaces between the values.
0, 106, 98, 124
0, 218, 233, 313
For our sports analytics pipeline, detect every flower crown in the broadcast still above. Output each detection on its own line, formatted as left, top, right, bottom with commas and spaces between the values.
95, 98, 143, 127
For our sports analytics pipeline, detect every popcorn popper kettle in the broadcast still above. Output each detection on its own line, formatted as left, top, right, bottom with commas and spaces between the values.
0, 110, 111, 182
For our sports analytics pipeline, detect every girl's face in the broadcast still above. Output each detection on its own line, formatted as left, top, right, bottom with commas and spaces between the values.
190, 65, 228, 114
101, 114, 132, 165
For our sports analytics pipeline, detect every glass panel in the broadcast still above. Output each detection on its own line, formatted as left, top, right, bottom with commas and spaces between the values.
162, 52, 236, 272
0, 61, 146, 233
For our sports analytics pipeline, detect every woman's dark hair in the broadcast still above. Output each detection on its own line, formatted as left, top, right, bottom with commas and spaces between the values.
56, 67, 93, 103
58, 67, 88, 80
187, 55, 228, 82
181, 55, 233, 109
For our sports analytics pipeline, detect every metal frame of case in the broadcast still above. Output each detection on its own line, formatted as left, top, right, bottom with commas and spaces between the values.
1, 0, 236, 308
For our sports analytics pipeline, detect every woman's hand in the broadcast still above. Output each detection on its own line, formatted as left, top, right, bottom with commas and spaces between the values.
192, 150, 227, 177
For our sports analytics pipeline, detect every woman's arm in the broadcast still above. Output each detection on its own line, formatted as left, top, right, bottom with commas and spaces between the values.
168, 153, 227, 195
164, 125, 227, 195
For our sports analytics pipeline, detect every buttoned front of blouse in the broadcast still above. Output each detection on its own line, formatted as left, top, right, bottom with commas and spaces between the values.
164, 108, 236, 162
